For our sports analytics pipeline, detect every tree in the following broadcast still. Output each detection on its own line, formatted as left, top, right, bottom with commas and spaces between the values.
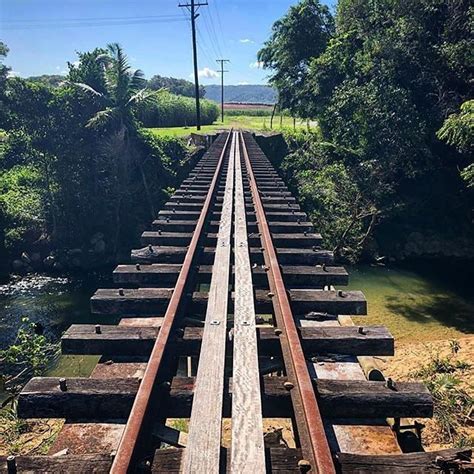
260, 0, 473, 259
147, 74, 205, 98
257, 0, 334, 116
438, 100, 474, 187
0, 42, 11, 127
26, 75, 64, 88
70, 43, 156, 251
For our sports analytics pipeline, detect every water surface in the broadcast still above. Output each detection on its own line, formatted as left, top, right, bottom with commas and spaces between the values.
348, 262, 474, 344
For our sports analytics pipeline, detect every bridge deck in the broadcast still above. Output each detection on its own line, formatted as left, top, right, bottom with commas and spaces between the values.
10, 131, 470, 474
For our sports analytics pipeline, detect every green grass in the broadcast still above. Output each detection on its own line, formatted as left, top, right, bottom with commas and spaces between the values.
146, 115, 313, 138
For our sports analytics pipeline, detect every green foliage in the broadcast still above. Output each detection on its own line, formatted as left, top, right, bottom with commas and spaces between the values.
26, 75, 65, 88
0, 43, 192, 256
137, 90, 219, 128
224, 107, 290, 117
147, 74, 205, 98
414, 346, 473, 446
262, 0, 473, 260
282, 130, 378, 260
258, 0, 334, 115
0, 317, 60, 384
438, 100, 474, 187
0, 165, 43, 248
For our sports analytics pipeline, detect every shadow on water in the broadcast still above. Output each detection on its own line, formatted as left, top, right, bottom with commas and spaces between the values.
347, 260, 474, 342
384, 293, 474, 334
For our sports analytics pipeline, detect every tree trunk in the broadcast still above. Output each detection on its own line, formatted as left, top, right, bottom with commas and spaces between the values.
138, 159, 156, 220
270, 103, 277, 130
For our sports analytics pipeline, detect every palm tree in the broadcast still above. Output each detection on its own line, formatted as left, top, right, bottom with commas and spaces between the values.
70, 43, 156, 252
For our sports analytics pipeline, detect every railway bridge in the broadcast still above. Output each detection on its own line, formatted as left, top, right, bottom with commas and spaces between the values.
3, 132, 471, 473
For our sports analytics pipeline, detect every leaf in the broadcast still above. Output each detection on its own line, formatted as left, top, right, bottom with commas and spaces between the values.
86, 107, 119, 129
68, 81, 104, 98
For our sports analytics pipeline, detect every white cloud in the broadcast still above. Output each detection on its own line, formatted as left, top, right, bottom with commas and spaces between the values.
7, 70, 20, 78
249, 61, 264, 69
238, 81, 249, 85
55, 66, 61, 71
239, 38, 254, 44
196, 67, 218, 79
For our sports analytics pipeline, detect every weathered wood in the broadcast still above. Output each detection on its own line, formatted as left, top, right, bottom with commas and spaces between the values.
231, 132, 266, 472
18, 377, 139, 419
113, 263, 347, 288
315, 379, 433, 418
90, 288, 366, 316
153, 424, 188, 448
113, 263, 183, 286
140, 231, 322, 249
19, 376, 433, 420
131, 245, 333, 265
62, 324, 159, 355
337, 448, 472, 473
302, 314, 400, 454
62, 325, 393, 357
0, 455, 113, 473
182, 131, 235, 474
151, 448, 305, 473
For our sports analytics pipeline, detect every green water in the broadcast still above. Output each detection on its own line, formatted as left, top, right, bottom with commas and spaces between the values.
347, 262, 474, 344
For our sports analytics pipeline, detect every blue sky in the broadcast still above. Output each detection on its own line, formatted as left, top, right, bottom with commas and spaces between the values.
1, 0, 335, 85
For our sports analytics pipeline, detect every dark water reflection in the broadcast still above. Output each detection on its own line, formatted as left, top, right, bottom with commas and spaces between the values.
0, 272, 113, 350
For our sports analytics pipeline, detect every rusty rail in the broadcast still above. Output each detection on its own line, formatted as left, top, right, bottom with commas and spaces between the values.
110, 131, 232, 473
240, 131, 336, 474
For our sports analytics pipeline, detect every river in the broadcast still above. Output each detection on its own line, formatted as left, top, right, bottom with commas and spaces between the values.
1, 261, 473, 379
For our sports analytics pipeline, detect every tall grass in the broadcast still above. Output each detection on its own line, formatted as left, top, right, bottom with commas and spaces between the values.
137, 91, 219, 128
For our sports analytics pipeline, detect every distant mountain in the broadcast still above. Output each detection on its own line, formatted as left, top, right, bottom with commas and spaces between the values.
204, 84, 277, 104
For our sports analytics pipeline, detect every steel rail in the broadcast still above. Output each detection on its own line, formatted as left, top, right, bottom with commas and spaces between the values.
239, 131, 336, 474
110, 131, 233, 474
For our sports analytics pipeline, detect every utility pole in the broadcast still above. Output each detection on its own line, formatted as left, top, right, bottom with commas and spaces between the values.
216, 59, 230, 123
179, 0, 208, 130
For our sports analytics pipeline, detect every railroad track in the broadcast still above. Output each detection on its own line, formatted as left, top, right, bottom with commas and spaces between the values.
4, 131, 471, 473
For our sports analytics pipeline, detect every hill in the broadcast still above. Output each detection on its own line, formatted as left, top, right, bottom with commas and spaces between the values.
204, 84, 277, 104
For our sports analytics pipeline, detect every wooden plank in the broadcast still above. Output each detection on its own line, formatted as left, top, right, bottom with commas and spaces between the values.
139, 231, 322, 249
61, 324, 158, 356
113, 263, 347, 288
302, 316, 401, 455
153, 424, 188, 448
131, 245, 333, 265
0, 455, 112, 473
18, 377, 139, 419
90, 288, 367, 316
337, 448, 472, 473
18, 376, 433, 420
181, 131, 235, 473
231, 131, 266, 472
61, 325, 394, 357
151, 448, 305, 473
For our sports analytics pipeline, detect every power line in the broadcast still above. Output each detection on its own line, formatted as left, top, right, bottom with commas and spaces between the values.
2, 17, 186, 30
2, 14, 184, 24
201, 8, 222, 59
211, 0, 228, 57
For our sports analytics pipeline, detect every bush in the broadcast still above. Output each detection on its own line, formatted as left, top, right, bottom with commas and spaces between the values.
137, 91, 219, 128
0, 165, 44, 249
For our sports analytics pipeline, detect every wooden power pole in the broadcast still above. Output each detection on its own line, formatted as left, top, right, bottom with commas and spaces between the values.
216, 59, 229, 123
179, 0, 208, 130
